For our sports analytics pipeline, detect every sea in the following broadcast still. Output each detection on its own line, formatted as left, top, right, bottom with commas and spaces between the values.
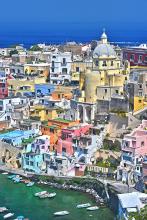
0, 174, 114, 220
0, 26, 147, 48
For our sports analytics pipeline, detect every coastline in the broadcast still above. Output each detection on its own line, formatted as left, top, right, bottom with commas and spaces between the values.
0, 165, 106, 206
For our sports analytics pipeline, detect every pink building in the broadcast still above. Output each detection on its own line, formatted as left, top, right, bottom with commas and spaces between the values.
121, 120, 147, 173
57, 124, 92, 156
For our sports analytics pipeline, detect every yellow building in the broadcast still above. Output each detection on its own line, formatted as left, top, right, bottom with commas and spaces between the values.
80, 31, 130, 103
8, 77, 46, 96
24, 63, 49, 79
30, 105, 58, 121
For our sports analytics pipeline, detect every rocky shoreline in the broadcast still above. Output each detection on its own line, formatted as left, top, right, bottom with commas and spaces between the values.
37, 180, 105, 205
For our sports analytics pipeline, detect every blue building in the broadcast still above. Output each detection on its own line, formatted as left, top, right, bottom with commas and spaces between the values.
35, 84, 56, 96
22, 153, 44, 173
0, 130, 37, 147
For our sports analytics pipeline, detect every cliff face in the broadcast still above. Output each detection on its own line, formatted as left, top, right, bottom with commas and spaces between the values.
0, 141, 21, 168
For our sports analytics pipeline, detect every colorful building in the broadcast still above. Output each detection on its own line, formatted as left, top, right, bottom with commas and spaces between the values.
0, 71, 8, 98
41, 118, 79, 150
123, 44, 147, 67
79, 31, 130, 103
57, 124, 91, 156
117, 120, 147, 182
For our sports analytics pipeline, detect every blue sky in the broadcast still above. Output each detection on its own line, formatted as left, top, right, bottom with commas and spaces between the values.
0, 0, 147, 46
0, 0, 147, 30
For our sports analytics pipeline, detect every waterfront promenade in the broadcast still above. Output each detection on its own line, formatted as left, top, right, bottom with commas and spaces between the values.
0, 164, 137, 194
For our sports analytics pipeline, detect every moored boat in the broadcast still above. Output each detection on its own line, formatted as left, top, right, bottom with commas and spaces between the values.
87, 206, 99, 211
3, 213, 14, 219
2, 172, 8, 175
0, 207, 8, 213
15, 216, 25, 220
54, 211, 69, 216
76, 203, 91, 208
8, 175, 16, 179
26, 182, 34, 187
39, 192, 56, 199
34, 191, 47, 197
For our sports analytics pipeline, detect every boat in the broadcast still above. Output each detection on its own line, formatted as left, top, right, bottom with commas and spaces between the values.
34, 191, 47, 197
3, 213, 14, 219
39, 192, 56, 199
0, 207, 8, 213
8, 175, 16, 179
54, 211, 69, 216
76, 203, 91, 208
87, 206, 99, 211
15, 216, 25, 220
2, 172, 8, 175
26, 182, 34, 187
48, 192, 56, 198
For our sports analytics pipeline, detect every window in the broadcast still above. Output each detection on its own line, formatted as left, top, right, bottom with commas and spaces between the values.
51, 68, 54, 73
76, 67, 80, 72
95, 60, 99, 66
62, 68, 67, 74
141, 141, 144, 147
116, 90, 119, 94
52, 61, 55, 67
105, 89, 107, 93
139, 84, 142, 89
58, 94, 60, 99
139, 55, 142, 62
9, 100, 11, 104
111, 61, 113, 66
52, 56, 56, 58
63, 58, 66, 64
138, 100, 142, 103
139, 92, 142, 97
144, 56, 147, 62
46, 110, 49, 114
130, 54, 134, 61
102, 61, 107, 67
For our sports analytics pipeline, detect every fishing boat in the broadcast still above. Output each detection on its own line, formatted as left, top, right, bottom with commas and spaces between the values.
34, 191, 47, 197
3, 213, 14, 219
87, 206, 99, 211
54, 211, 69, 216
26, 182, 34, 187
0, 207, 8, 213
76, 203, 91, 208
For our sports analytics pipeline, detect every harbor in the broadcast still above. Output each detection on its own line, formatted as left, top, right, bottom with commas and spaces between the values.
0, 174, 114, 220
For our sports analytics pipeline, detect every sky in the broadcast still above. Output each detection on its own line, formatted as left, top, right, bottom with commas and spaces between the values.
0, 0, 147, 46
0, 0, 147, 31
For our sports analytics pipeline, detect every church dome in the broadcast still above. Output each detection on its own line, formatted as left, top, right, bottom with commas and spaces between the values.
93, 30, 116, 58
93, 43, 116, 58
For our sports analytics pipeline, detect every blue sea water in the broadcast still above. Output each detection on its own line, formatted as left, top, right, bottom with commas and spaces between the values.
0, 25, 147, 48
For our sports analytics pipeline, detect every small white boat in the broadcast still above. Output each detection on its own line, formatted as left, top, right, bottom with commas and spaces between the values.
2, 172, 8, 175
87, 206, 99, 211
3, 213, 14, 219
76, 203, 91, 208
48, 192, 56, 198
0, 207, 8, 213
26, 182, 34, 187
39, 192, 56, 199
34, 191, 47, 197
54, 211, 69, 216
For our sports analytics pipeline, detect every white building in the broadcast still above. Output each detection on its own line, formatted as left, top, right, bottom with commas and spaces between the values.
0, 96, 30, 127
50, 51, 72, 84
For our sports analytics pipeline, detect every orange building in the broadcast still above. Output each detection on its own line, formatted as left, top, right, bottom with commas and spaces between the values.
51, 86, 73, 100
41, 118, 79, 151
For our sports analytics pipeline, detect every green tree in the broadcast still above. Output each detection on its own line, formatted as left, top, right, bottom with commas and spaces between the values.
29, 45, 42, 51
128, 206, 147, 220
